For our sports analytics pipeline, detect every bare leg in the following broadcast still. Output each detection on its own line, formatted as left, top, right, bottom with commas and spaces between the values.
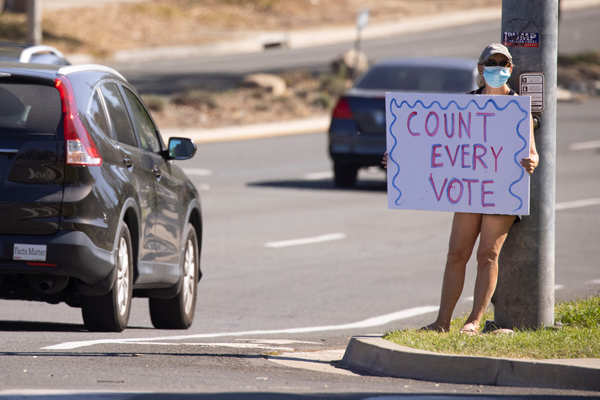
426, 213, 482, 331
463, 214, 515, 331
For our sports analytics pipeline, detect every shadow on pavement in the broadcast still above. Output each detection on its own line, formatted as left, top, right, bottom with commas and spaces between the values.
247, 179, 386, 192
0, 320, 149, 332
124, 65, 328, 95
127, 72, 243, 95
0, 351, 267, 360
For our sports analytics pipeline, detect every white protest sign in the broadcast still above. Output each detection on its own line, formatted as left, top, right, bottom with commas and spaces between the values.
386, 92, 531, 215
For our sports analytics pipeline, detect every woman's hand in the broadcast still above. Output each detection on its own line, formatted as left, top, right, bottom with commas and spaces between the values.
522, 115, 539, 175
381, 152, 388, 169
521, 153, 539, 175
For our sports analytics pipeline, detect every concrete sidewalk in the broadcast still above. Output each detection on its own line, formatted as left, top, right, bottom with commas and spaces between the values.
342, 336, 600, 391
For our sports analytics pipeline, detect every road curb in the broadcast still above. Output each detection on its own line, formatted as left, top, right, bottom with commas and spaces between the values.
342, 336, 600, 391
161, 115, 330, 144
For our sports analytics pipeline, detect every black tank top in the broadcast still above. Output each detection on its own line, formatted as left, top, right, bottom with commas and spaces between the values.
469, 87, 516, 95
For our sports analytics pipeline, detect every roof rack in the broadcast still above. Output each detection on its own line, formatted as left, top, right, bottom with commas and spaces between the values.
19, 45, 66, 63
58, 64, 127, 82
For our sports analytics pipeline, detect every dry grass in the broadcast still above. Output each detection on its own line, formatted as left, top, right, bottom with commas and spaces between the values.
1, 0, 501, 57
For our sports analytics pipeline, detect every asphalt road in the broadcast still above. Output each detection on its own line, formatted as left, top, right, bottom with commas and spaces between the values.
1, 96, 599, 398
115, 6, 600, 95
1, 6, 600, 400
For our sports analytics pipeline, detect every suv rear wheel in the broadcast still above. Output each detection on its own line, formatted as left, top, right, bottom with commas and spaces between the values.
81, 223, 133, 332
149, 224, 199, 329
334, 162, 358, 188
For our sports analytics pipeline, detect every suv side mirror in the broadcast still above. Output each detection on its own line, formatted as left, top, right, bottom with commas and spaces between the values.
166, 137, 197, 160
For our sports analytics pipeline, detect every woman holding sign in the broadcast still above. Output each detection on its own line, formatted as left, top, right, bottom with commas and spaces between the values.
422, 43, 539, 334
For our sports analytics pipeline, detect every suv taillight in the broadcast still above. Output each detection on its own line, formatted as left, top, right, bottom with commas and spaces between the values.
331, 97, 353, 119
55, 76, 102, 166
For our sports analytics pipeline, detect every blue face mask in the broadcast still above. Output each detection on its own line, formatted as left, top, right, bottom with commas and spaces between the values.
483, 66, 511, 88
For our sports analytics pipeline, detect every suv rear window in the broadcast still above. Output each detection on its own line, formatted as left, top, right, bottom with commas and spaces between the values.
0, 83, 61, 135
356, 66, 474, 93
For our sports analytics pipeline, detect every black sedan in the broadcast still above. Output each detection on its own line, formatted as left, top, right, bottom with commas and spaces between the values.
328, 57, 478, 187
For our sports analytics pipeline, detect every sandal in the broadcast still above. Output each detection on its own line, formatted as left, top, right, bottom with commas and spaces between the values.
459, 322, 480, 336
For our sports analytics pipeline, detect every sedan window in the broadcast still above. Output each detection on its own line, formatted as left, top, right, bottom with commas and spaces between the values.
356, 65, 474, 93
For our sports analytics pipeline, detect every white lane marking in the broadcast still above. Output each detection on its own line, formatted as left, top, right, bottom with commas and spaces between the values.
556, 198, 600, 210
555, 284, 565, 290
196, 183, 211, 191
569, 140, 600, 151
43, 305, 439, 350
238, 339, 322, 345
183, 168, 213, 176
586, 279, 600, 285
304, 171, 333, 181
265, 232, 346, 248
463, 296, 474, 302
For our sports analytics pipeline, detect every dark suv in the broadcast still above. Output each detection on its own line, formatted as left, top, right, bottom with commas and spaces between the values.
0, 63, 203, 332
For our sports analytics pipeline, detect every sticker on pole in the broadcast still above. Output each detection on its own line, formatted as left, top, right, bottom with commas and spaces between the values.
520, 73, 544, 113
503, 31, 540, 48
386, 92, 531, 215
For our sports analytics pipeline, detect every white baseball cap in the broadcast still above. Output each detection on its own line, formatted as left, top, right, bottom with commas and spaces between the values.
478, 43, 513, 64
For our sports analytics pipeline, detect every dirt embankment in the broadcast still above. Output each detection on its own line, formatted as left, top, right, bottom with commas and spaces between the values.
2, 0, 598, 129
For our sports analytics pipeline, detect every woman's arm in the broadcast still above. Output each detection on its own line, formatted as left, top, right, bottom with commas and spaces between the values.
520, 115, 539, 175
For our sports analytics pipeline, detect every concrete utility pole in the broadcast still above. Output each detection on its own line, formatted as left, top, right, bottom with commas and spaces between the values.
27, 0, 42, 45
494, 0, 558, 329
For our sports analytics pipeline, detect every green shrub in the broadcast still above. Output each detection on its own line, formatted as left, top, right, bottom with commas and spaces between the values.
556, 296, 600, 328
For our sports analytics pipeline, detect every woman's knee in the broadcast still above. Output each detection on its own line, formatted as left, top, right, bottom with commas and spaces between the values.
476, 246, 501, 267
446, 247, 472, 266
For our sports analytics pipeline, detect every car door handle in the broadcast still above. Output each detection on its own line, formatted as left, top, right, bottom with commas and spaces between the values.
152, 166, 161, 178
122, 156, 133, 167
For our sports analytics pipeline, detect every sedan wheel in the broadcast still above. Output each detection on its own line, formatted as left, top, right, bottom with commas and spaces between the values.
149, 224, 199, 329
82, 223, 133, 332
